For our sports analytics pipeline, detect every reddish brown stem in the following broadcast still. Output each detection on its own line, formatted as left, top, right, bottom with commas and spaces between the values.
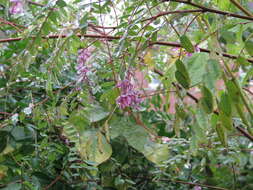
143, 9, 203, 21
1, 34, 253, 64
153, 68, 253, 142
163, 0, 253, 21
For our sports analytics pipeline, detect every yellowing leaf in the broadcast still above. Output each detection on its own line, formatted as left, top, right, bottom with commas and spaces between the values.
144, 141, 169, 165
78, 130, 112, 166
144, 51, 154, 68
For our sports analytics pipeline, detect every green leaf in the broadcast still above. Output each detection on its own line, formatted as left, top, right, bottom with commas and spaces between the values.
0, 183, 22, 190
175, 59, 187, 74
186, 53, 209, 85
11, 126, 34, 142
236, 56, 250, 68
245, 40, 253, 56
219, 92, 232, 116
68, 111, 89, 132
196, 108, 209, 131
175, 71, 190, 89
110, 117, 168, 165
219, 113, 233, 131
215, 123, 227, 147
143, 141, 169, 165
124, 124, 149, 153
56, 0, 67, 8
78, 130, 112, 166
86, 105, 109, 123
0, 132, 8, 153
203, 59, 221, 90
100, 87, 120, 105
175, 60, 190, 89
180, 35, 194, 53
226, 80, 240, 102
200, 86, 213, 114
79, 13, 89, 30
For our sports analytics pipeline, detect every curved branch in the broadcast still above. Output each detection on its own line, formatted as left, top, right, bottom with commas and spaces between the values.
229, 0, 253, 17
163, 0, 253, 21
143, 9, 203, 21
1, 34, 253, 64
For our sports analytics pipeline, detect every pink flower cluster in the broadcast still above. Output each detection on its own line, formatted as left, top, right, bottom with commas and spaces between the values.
172, 46, 200, 57
194, 186, 202, 190
116, 79, 142, 109
76, 48, 91, 83
10, 0, 23, 14
161, 136, 170, 143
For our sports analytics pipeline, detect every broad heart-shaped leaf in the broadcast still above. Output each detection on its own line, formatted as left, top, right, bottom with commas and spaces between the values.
85, 105, 109, 123
180, 35, 194, 53
11, 126, 34, 142
185, 53, 208, 85
219, 92, 232, 117
109, 117, 169, 165
68, 110, 89, 133
78, 130, 112, 166
215, 123, 227, 147
200, 86, 213, 114
143, 140, 169, 165
0, 183, 22, 190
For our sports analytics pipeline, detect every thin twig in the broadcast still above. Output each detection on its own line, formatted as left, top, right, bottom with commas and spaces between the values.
229, 0, 253, 17
142, 9, 203, 22
163, 0, 253, 21
1, 34, 253, 64
43, 174, 61, 190
153, 68, 253, 142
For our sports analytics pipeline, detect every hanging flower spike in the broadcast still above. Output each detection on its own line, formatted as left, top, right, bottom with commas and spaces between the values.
76, 48, 92, 83
117, 79, 134, 94
116, 76, 142, 109
161, 136, 170, 143
116, 91, 142, 109
77, 48, 92, 65
193, 186, 202, 190
10, 0, 23, 14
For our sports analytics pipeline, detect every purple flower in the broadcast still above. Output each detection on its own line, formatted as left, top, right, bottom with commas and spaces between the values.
161, 137, 170, 143
116, 76, 142, 109
193, 186, 202, 190
116, 91, 142, 109
77, 48, 91, 65
171, 47, 180, 52
171, 46, 200, 57
117, 80, 134, 94
10, 0, 23, 14
186, 46, 200, 57
76, 48, 92, 82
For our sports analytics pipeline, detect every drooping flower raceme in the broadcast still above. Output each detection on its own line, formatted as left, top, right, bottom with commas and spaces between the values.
116, 79, 142, 109
161, 136, 170, 143
76, 48, 92, 83
10, 0, 24, 14
193, 186, 202, 190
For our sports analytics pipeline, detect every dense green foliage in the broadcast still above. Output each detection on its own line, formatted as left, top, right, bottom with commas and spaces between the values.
1, 0, 253, 189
